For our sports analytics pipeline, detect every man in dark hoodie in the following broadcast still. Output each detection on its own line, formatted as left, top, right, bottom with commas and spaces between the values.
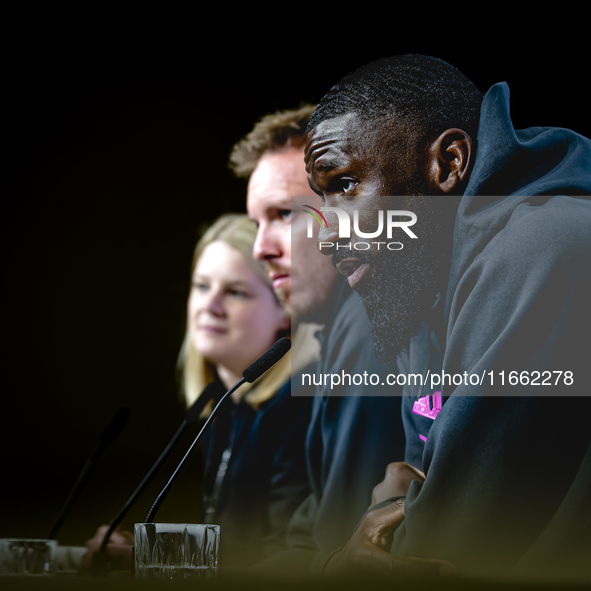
304, 54, 591, 582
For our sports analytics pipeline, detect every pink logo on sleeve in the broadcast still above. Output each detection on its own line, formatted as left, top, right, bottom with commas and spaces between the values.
413, 392, 442, 443
412, 391, 442, 420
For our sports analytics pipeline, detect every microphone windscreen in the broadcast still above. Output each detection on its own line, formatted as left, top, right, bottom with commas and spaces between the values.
184, 382, 225, 424
99, 407, 131, 446
242, 337, 291, 383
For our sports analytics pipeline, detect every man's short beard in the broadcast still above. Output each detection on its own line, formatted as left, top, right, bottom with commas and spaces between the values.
333, 198, 454, 364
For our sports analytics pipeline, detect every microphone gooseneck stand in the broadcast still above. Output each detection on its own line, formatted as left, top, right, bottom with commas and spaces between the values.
143, 337, 291, 524
93, 338, 291, 576
144, 377, 244, 523
96, 383, 221, 561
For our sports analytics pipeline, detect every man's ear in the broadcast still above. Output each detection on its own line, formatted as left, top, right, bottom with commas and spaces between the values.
425, 129, 473, 194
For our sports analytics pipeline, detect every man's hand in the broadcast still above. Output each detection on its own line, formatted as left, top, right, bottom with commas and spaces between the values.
370, 462, 425, 508
324, 501, 454, 578
79, 525, 134, 574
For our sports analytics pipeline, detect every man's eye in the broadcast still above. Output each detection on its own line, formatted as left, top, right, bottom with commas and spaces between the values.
278, 209, 292, 221
227, 289, 248, 298
339, 178, 357, 195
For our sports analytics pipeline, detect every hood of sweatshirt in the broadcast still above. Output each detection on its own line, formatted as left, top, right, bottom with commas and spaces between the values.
444, 81, 591, 326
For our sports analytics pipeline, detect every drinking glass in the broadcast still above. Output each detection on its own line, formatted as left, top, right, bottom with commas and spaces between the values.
134, 523, 219, 579
0, 539, 57, 576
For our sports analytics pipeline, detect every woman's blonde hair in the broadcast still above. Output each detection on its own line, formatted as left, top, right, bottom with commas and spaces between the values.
177, 213, 291, 411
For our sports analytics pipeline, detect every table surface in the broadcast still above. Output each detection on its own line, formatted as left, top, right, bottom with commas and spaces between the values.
1, 570, 591, 591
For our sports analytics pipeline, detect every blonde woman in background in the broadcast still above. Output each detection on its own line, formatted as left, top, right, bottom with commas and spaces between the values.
81, 213, 314, 574
178, 213, 313, 569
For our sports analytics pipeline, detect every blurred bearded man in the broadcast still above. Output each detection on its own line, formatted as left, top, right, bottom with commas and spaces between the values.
230, 105, 409, 574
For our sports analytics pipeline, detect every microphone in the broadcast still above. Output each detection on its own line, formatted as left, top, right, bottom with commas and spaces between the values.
242, 337, 291, 382
47, 407, 131, 540
143, 337, 291, 524
96, 382, 223, 557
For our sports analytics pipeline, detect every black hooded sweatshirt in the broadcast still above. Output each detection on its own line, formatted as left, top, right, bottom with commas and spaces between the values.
392, 82, 591, 582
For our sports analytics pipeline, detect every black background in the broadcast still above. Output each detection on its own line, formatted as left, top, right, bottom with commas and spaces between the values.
2, 20, 588, 547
